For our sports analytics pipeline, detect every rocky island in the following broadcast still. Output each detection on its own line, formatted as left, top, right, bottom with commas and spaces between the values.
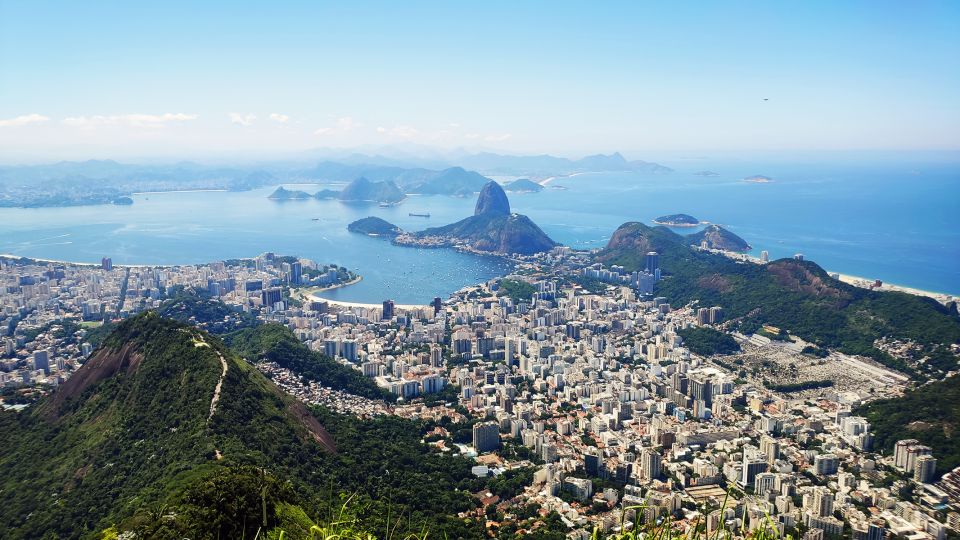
267, 186, 312, 200
314, 189, 340, 199
686, 224, 752, 251
347, 216, 403, 237
744, 174, 774, 183
503, 178, 544, 193
654, 213, 700, 227
693, 170, 720, 177
338, 177, 405, 204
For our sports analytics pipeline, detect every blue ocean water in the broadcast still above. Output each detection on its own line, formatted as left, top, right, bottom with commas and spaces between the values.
0, 160, 957, 302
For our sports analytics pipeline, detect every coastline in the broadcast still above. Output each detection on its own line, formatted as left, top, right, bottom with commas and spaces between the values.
300, 277, 429, 310
833, 272, 956, 304
709, 249, 957, 303
538, 171, 598, 186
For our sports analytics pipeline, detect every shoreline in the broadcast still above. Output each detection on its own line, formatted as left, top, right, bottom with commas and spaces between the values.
5, 243, 955, 307
709, 249, 957, 303
301, 277, 430, 310
538, 171, 599, 186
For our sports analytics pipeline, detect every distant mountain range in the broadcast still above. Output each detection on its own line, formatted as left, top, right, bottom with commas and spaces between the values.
0, 149, 671, 207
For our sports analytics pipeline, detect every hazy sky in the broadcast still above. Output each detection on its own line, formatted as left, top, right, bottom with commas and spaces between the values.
1, 1, 958, 161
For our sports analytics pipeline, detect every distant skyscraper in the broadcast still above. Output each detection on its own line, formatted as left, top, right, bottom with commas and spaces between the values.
794, 253, 804, 261
101, 257, 113, 271
289, 261, 302, 285
382, 299, 395, 320
473, 421, 500, 453
640, 448, 662, 481
261, 287, 282, 307
760, 250, 770, 263
341, 339, 358, 362
914, 455, 937, 483
645, 251, 660, 273
432, 297, 443, 315
33, 349, 50, 374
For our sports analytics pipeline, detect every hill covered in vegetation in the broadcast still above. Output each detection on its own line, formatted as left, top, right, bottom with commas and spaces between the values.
225, 323, 394, 402
0, 312, 504, 539
685, 224, 751, 251
347, 216, 403, 237
597, 222, 960, 378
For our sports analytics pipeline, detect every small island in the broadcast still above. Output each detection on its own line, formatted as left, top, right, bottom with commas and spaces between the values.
744, 175, 773, 183
503, 178, 544, 193
347, 216, 403, 237
338, 177, 405, 204
314, 189, 340, 199
693, 171, 720, 177
654, 213, 700, 227
111, 196, 134, 205
268, 186, 312, 200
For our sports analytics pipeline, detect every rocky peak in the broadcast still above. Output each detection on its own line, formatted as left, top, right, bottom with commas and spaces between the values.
474, 181, 511, 216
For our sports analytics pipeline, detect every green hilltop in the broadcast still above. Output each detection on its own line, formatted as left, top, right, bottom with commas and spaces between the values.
598, 221, 960, 378
0, 311, 499, 539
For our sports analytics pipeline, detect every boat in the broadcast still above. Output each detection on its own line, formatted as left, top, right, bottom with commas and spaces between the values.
311, 218, 319, 221
409, 212, 431, 218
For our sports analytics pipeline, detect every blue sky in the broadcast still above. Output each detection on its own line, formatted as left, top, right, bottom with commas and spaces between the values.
1, 1, 958, 161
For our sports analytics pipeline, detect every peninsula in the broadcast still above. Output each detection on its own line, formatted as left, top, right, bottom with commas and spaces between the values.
686, 223, 752, 251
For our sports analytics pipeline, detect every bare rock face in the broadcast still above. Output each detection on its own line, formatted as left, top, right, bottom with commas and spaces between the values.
474, 181, 511, 216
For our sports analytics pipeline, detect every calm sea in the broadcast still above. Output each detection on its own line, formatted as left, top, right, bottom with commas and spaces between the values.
0, 159, 957, 302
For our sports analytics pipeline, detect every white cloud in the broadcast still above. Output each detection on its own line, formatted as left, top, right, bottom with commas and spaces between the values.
484, 133, 512, 142
269, 113, 289, 123
0, 113, 50, 127
62, 113, 197, 129
229, 113, 257, 126
314, 116, 360, 136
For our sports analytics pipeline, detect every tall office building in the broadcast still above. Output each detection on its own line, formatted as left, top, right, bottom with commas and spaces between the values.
341, 339, 358, 363
473, 422, 500, 453
33, 349, 50, 375
914, 455, 937, 484
261, 287, 283, 307
760, 250, 770, 263
382, 300, 395, 320
740, 453, 768, 487
811, 487, 834, 517
894, 439, 919, 469
289, 261, 302, 285
640, 448, 662, 481
432, 297, 443, 315
645, 251, 660, 273
760, 435, 780, 464
101, 257, 113, 271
